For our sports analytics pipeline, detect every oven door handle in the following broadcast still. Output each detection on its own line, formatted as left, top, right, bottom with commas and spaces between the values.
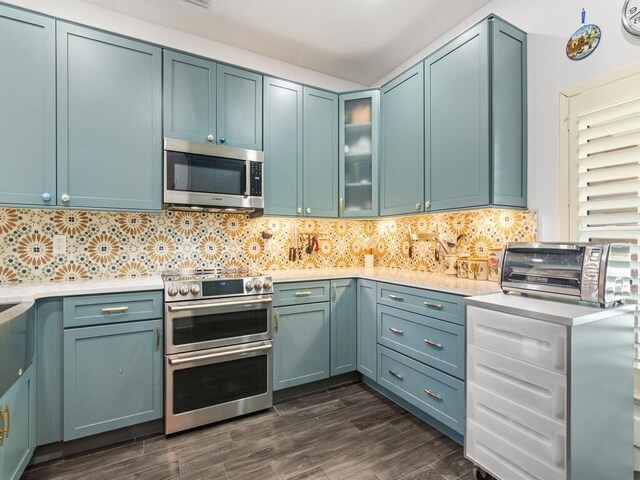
167, 297, 272, 312
168, 343, 272, 366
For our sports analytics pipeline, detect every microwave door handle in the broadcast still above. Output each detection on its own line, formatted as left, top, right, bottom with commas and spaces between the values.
245, 160, 250, 197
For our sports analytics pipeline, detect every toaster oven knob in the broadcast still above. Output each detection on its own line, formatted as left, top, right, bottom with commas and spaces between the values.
263, 280, 272, 290
254, 280, 264, 290
245, 280, 255, 292
179, 285, 190, 296
190, 284, 201, 295
167, 286, 179, 297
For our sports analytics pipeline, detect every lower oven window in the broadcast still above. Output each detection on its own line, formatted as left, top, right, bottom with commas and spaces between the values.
173, 309, 268, 346
173, 355, 268, 414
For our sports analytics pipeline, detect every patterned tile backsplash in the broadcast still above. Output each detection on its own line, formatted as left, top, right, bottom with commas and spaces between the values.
0, 208, 536, 284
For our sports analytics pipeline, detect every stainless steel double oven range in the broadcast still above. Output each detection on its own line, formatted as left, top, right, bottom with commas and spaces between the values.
162, 269, 273, 434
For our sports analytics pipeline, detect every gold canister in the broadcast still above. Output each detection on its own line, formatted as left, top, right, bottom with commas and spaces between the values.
468, 258, 488, 281
457, 257, 469, 279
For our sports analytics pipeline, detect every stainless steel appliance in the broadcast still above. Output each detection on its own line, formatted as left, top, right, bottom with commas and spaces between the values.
0, 301, 34, 398
162, 268, 273, 434
500, 242, 631, 307
163, 138, 264, 215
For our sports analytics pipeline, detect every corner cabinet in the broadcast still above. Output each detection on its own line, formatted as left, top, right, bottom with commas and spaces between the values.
424, 16, 527, 211
57, 22, 162, 211
339, 91, 379, 217
330, 279, 357, 376
380, 65, 425, 216
0, 6, 56, 207
357, 279, 377, 380
164, 51, 263, 149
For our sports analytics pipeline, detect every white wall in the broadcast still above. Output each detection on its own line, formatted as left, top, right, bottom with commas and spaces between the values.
376, 0, 640, 241
4, 0, 365, 92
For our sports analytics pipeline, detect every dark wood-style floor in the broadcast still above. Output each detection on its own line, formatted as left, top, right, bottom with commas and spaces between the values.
23, 383, 475, 480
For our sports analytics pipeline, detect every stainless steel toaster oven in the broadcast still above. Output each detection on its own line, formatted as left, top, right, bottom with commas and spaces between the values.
500, 242, 631, 307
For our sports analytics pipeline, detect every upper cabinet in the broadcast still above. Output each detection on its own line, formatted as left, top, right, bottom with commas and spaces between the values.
57, 23, 162, 211
339, 90, 379, 217
424, 16, 527, 212
0, 6, 55, 207
164, 51, 263, 150
380, 65, 425, 216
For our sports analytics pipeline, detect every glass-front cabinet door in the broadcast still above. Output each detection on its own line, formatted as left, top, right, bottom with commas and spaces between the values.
339, 90, 379, 217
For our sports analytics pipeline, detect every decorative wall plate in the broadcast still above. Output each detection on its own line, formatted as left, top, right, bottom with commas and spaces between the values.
566, 9, 602, 60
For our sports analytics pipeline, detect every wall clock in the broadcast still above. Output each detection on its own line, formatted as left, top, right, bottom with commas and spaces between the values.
623, 0, 640, 36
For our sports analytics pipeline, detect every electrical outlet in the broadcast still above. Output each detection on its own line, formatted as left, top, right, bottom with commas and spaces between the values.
53, 235, 66, 254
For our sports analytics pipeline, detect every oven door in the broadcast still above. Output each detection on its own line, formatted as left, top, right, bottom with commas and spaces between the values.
165, 340, 272, 434
166, 296, 272, 354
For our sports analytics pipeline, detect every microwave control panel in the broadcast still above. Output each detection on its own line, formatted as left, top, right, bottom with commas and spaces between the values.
250, 162, 262, 197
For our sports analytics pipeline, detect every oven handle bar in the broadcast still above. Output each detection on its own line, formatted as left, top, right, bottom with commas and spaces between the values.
168, 343, 272, 366
167, 297, 272, 312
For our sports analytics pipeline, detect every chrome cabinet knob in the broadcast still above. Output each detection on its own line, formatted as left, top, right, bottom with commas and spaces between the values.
425, 201, 431, 209
245, 280, 255, 292
254, 280, 264, 290
306, 208, 311, 214
42, 192, 51, 202
179, 285, 190, 296
190, 284, 201, 295
207, 134, 214, 142
415, 202, 421, 210
219, 136, 225, 144
263, 280, 272, 290
296, 207, 302, 214
61, 194, 70, 203
167, 286, 178, 297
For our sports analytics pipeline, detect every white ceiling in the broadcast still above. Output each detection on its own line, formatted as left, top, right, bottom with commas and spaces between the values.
75, 0, 490, 86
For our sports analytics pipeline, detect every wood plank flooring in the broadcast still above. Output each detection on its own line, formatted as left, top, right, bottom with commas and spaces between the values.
23, 383, 475, 480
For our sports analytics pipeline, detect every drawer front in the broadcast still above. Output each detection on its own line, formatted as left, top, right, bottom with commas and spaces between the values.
63, 291, 163, 328
467, 306, 567, 373
467, 382, 566, 472
467, 344, 566, 422
466, 420, 565, 480
377, 282, 464, 325
378, 305, 464, 379
274, 281, 330, 306
377, 345, 464, 434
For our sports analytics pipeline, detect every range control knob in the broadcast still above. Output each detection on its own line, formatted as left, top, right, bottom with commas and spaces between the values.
263, 280, 273, 290
167, 286, 179, 297
254, 280, 264, 290
179, 285, 190, 296
190, 284, 201, 295
245, 280, 255, 292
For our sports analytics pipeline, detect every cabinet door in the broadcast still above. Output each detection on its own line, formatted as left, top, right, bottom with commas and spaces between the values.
425, 21, 490, 211
273, 303, 330, 390
330, 279, 356, 376
339, 90, 379, 217
357, 279, 377, 380
380, 65, 424, 216
163, 50, 217, 144
216, 65, 262, 149
63, 320, 163, 440
303, 87, 339, 218
0, 367, 35, 480
263, 77, 303, 216
0, 6, 55, 207
57, 23, 162, 211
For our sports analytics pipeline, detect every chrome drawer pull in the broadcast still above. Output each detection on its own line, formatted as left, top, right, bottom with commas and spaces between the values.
101, 306, 129, 314
424, 339, 443, 349
424, 389, 443, 401
388, 327, 404, 335
423, 301, 443, 310
389, 370, 403, 380
295, 291, 312, 297
388, 294, 403, 301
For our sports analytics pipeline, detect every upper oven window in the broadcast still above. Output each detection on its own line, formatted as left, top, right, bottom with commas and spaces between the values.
172, 308, 268, 347
166, 150, 246, 196
502, 248, 585, 289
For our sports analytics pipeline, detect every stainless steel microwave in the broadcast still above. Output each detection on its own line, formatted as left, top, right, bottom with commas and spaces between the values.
163, 138, 264, 214
500, 242, 631, 307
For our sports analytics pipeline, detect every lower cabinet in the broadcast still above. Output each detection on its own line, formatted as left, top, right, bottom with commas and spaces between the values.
0, 366, 36, 480
330, 279, 357, 376
357, 279, 377, 380
63, 319, 163, 440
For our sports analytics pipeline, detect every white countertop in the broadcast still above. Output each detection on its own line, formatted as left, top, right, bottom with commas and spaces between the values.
466, 292, 634, 326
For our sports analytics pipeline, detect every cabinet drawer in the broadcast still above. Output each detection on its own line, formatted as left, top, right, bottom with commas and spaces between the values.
467, 345, 566, 422
274, 281, 330, 306
467, 306, 567, 373
377, 345, 464, 434
63, 291, 163, 328
378, 305, 464, 379
377, 283, 464, 325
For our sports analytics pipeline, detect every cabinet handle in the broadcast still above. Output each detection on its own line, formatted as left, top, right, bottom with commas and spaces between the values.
219, 136, 225, 144
424, 338, 443, 349
156, 326, 161, 351
296, 207, 302, 214
295, 291, 312, 297
425, 201, 431, 209
423, 301, 443, 310
4, 403, 9, 439
339, 197, 344, 215
424, 389, 443, 401
42, 192, 51, 202
0, 404, 5, 446
332, 284, 337, 301
61, 193, 70, 203
101, 306, 129, 314
389, 370, 403, 380
388, 294, 403, 301
388, 327, 404, 335
306, 207, 311, 214
415, 202, 421, 211
207, 134, 214, 142
274, 310, 279, 331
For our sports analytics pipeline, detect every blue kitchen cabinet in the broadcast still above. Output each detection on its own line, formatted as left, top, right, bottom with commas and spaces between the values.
0, 6, 56, 207
163, 50, 217, 145
63, 319, 163, 440
303, 87, 339, 218
263, 77, 303, 216
424, 16, 527, 211
273, 303, 330, 390
217, 64, 263, 149
57, 22, 162, 211
357, 279, 377, 380
339, 90, 379, 217
330, 279, 357, 376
